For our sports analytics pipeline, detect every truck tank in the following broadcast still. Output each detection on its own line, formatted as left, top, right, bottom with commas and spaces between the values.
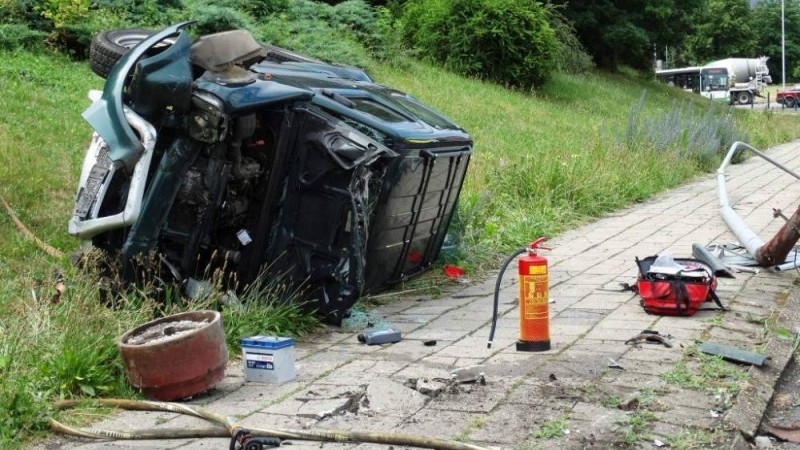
704, 57, 771, 84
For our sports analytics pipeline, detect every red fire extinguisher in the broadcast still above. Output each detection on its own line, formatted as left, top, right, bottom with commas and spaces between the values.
488, 237, 551, 352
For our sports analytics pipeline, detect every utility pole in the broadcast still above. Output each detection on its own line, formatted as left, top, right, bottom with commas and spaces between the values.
782, 0, 786, 92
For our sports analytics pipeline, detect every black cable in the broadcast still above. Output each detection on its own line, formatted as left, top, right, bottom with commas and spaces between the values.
487, 248, 527, 349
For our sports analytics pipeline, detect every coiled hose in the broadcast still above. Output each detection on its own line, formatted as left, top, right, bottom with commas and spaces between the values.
487, 247, 528, 349
51, 399, 490, 450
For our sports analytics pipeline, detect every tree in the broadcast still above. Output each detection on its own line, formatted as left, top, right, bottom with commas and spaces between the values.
683, 0, 756, 64
752, 0, 800, 83
554, 0, 702, 70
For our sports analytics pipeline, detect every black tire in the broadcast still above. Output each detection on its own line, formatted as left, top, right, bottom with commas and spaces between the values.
736, 91, 752, 105
786, 96, 796, 108
90, 29, 174, 79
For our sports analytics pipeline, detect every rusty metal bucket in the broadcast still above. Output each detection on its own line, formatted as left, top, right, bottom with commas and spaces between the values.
117, 310, 227, 401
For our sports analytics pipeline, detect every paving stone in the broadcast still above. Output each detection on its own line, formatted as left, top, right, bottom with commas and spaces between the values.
393, 407, 475, 440
403, 328, 471, 341
389, 362, 454, 382
174, 438, 231, 448
658, 404, 721, 429
426, 377, 512, 413
469, 401, 571, 444
621, 346, 682, 363
364, 379, 426, 417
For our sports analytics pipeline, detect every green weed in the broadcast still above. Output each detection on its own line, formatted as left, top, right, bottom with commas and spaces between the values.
454, 415, 487, 442
661, 350, 747, 395
534, 416, 568, 439
665, 429, 725, 449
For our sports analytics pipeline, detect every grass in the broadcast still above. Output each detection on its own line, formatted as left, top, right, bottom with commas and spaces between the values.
373, 61, 800, 268
533, 416, 568, 439
665, 429, 726, 449
454, 415, 487, 442
3, 38, 800, 447
661, 348, 748, 395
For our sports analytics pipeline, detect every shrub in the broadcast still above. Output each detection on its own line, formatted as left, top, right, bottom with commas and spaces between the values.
330, 0, 377, 44
0, 24, 47, 50
254, 0, 374, 69
255, 16, 372, 68
545, 5, 593, 75
184, 1, 255, 36
402, 0, 558, 89
618, 91, 748, 170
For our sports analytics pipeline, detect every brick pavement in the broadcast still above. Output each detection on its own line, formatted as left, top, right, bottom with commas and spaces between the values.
51, 141, 800, 449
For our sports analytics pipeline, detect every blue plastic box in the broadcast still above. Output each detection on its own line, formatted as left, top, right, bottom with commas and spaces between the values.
240, 336, 296, 383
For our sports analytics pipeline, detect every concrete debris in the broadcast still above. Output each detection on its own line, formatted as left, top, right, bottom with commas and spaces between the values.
754, 435, 773, 448
297, 389, 365, 420
416, 378, 448, 397
365, 379, 426, 416
450, 364, 487, 384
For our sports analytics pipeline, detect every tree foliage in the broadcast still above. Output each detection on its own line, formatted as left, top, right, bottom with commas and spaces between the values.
553, 0, 702, 70
683, 0, 756, 64
402, 0, 558, 88
751, 0, 800, 84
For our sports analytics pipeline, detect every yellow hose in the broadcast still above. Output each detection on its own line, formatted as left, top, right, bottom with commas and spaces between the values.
51, 399, 490, 450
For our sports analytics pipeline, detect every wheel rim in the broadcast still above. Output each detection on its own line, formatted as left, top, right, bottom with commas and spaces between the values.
738, 93, 750, 104
112, 33, 151, 49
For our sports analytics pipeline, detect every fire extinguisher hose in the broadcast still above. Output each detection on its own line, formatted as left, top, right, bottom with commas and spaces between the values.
487, 247, 528, 349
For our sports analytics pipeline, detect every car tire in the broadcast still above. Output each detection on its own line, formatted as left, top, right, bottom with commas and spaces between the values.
90, 29, 171, 79
786, 96, 796, 108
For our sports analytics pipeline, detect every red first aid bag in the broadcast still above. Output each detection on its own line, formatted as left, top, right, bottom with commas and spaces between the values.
631, 256, 724, 316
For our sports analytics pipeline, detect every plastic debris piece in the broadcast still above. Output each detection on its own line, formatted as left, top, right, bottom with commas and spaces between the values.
654, 439, 665, 447
607, 358, 624, 370
450, 365, 486, 384
423, 340, 437, 346
443, 265, 465, 280
697, 342, 767, 366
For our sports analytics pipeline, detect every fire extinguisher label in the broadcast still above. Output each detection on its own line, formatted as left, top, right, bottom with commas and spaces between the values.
521, 274, 549, 318
528, 265, 547, 275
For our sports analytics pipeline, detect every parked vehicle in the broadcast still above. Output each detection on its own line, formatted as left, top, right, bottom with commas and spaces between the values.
655, 66, 702, 93
656, 57, 771, 105
68, 22, 472, 322
776, 85, 800, 107
702, 57, 771, 105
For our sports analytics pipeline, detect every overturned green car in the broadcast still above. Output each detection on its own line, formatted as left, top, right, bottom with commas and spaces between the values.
68, 23, 472, 322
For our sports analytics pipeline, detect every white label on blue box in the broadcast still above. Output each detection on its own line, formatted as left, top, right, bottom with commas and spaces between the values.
246, 352, 274, 370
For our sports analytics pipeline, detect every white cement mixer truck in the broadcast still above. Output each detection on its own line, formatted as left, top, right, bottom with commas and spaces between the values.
700, 57, 771, 105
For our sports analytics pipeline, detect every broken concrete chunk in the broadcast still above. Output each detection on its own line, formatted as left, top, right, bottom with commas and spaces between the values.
754, 435, 773, 448
416, 378, 448, 397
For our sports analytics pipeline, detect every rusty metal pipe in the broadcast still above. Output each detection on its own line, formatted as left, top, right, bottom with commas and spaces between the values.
755, 207, 800, 266
718, 141, 800, 268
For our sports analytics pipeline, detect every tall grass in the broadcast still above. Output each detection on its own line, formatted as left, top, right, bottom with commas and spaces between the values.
373, 63, 800, 267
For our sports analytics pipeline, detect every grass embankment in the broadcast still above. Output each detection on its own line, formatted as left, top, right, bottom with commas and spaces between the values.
374, 62, 799, 265
1, 49, 799, 445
